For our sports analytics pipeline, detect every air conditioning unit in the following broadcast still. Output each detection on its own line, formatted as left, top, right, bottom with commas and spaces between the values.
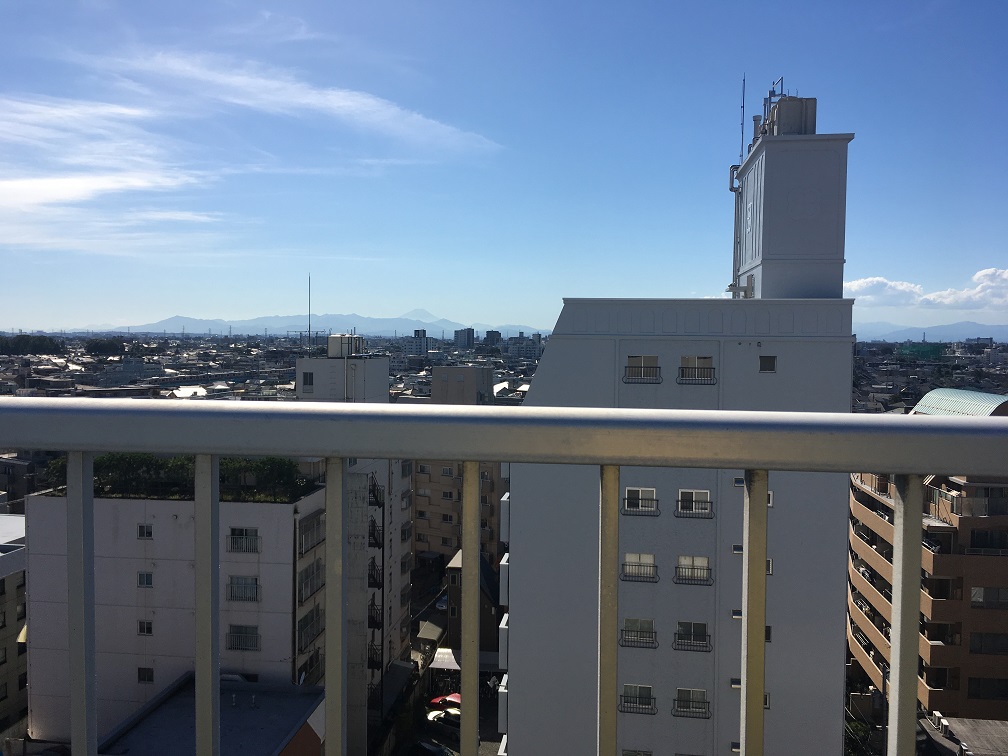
940, 718, 950, 737
929, 710, 942, 728
959, 744, 973, 756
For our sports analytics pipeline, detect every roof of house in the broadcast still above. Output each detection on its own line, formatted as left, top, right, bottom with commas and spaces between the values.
912, 388, 1008, 417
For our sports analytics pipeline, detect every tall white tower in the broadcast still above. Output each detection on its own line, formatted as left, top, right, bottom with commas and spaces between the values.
503, 85, 855, 756
729, 90, 854, 300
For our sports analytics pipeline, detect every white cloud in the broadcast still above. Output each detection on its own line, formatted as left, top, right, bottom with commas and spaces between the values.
845, 269, 1008, 310
93, 50, 499, 153
920, 268, 1008, 308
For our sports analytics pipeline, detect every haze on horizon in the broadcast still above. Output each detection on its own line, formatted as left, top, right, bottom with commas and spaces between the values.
1, 1, 1005, 333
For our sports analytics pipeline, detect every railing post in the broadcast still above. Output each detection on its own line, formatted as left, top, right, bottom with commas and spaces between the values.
741, 469, 768, 756
599, 464, 620, 756
195, 454, 220, 756
67, 451, 97, 756
461, 460, 480, 756
889, 475, 924, 756
324, 457, 346, 756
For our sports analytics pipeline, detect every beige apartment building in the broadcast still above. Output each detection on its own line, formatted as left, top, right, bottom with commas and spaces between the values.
847, 387, 1008, 719
412, 365, 508, 567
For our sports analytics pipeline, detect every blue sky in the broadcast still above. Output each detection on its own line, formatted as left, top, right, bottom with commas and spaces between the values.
2, 1, 1006, 332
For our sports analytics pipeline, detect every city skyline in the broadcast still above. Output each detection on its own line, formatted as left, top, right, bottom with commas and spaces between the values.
2, 1, 1006, 331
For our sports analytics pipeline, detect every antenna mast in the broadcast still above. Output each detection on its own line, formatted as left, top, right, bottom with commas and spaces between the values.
739, 74, 745, 164
308, 274, 311, 349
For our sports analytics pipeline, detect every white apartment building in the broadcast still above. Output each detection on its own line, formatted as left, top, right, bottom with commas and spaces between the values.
296, 336, 414, 743
25, 489, 326, 741
504, 93, 855, 754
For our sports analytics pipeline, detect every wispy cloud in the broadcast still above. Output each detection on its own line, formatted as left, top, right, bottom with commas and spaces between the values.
93, 50, 499, 152
845, 269, 1008, 310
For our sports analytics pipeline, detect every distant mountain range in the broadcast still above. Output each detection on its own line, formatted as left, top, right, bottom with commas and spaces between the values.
853, 321, 1008, 342
98, 311, 550, 338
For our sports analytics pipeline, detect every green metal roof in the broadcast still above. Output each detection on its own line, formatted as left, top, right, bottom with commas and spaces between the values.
912, 388, 1008, 417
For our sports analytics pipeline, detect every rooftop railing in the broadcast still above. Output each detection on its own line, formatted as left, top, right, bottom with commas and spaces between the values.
2, 397, 1007, 756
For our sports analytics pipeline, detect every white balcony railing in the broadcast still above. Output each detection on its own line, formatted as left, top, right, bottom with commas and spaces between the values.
2, 397, 1007, 756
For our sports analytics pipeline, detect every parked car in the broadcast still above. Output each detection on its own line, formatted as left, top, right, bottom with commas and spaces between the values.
427, 707, 462, 741
429, 692, 461, 710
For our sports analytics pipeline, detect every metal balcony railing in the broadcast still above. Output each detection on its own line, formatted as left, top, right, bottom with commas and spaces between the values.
673, 632, 712, 652
674, 499, 714, 519
620, 562, 658, 582
369, 474, 385, 508
674, 565, 713, 585
623, 366, 662, 384
621, 497, 660, 516
226, 534, 261, 553
368, 559, 383, 589
672, 698, 711, 718
367, 641, 382, 670
2, 397, 1005, 756
677, 366, 717, 385
226, 632, 260, 652
226, 583, 260, 602
368, 599, 382, 629
618, 694, 657, 714
618, 629, 658, 648
368, 517, 383, 548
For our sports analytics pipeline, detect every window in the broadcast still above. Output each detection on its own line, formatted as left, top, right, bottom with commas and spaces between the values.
418, 488, 431, 497
621, 553, 658, 582
401, 460, 413, 477
624, 355, 661, 383
0, 611, 5, 629
620, 618, 657, 648
619, 683, 656, 714
441, 536, 453, 547
480, 495, 489, 505
16, 603, 24, 620
734, 477, 745, 487
678, 356, 716, 385
967, 677, 1008, 700
228, 575, 260, 602
623, 487, 658, 516
138, 571, 153, 588
450, 606, 457, 617
765, 625, 772, 642
730, 677, 741, 688
675, 555, 711, 585
227, 624, 261, 652
674, 621, 710, 651
442, 466, 453, 477
228, 527, 260, 554
732, 609, 743, 619
623, 751, 653, 756
676, 489, 712, 518
441, 491, 455, 500
137, 523, 152, 540
442, 513, 453, 523
764, 692, 771, 709
416, 533, 428, 543
0, 578, 5, 595
673, 688, 710, 718
971, 586, 1008, 609
970, 632, 1008, 655
766, 558, 773, 575
759, 355, 777, 373
138, 620, 153, 636
137, 667, 154, 684
418, 464, 431, 475
301, 372, 313, 393
732, 544, 744, 554
417, 509, 428, 519
450, 574, 458, 585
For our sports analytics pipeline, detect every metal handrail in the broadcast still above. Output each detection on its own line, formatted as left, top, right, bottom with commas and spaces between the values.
3, 397, 1006, 475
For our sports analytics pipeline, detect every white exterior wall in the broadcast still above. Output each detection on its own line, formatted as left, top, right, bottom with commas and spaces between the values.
296, 355, 390, 403
25, 493, 312, 741
507, 297, 852, 755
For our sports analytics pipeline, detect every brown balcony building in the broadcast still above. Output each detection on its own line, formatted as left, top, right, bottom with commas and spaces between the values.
847, 388, 1008, 719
